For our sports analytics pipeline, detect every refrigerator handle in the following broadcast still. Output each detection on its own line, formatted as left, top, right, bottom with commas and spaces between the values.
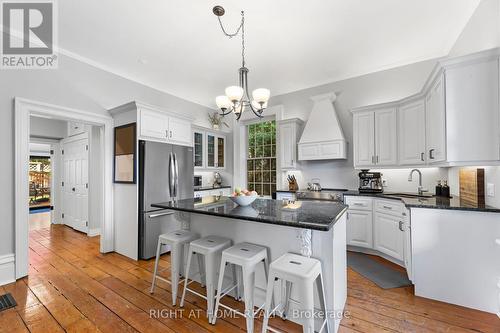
168, 152, 175, 197
174, 153, 179, 199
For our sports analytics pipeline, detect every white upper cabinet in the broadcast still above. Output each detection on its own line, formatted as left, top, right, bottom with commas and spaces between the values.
353, 108, 397, 168
375, 108, 398, 166
445, 58, 500, 162
278, 118, 303, 170
399, 100, 426, 165
140, 108, 169, 141
425, 74, 446, 163
198, 130, 226, 169
168, 117, 192, 146
353, 111, 376, 167
139, 107, 192, 146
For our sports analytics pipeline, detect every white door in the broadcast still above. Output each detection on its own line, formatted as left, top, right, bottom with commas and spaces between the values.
373, 212, 404, 261
425, 74, 446, 163
169, 117, 192, 146
140, 108, 168, 141
375, 108, 397, 166
353, 112, 375, 167
346, 210, 373, 248
62, 135, 89, 233
399, 100, 426, 165
279, 122, 295, 169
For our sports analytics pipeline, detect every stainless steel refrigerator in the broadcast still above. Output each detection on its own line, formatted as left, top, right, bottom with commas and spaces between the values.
138, 140, 193, 259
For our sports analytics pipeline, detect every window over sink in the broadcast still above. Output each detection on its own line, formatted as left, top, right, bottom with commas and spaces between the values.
246, 120, 276, 196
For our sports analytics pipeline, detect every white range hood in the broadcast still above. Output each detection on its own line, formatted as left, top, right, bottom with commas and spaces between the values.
298, 92, 347, 160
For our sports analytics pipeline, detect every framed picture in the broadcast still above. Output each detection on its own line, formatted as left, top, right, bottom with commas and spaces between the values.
114, 123, 136, 184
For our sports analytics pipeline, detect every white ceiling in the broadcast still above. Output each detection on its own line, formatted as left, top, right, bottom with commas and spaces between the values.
59, 0, 480, 108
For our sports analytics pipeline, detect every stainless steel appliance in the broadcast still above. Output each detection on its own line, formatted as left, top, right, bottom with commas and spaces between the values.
138, 140, 194, 259
358, 169, 383, 193
307, 178, 322, 191
295, 188, 347, 202
194, 175, 202, 187
213, 172, 222, 187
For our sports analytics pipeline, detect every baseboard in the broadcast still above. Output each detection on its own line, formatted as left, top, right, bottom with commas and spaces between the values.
88, 228, 101, 237
0, 254, 15, 286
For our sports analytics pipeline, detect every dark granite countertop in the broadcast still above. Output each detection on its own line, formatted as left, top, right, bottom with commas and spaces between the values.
194, 185, 231, 192
344, 190, 500, 213
151, 196, 348, 231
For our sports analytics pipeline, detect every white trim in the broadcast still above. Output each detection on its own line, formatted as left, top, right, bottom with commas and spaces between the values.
88, 228, 101, 237
0, 254, 15, 286
15, 98, 114, 279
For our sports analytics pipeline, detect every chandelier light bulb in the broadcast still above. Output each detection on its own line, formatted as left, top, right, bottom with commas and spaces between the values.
252, 100, 267, 110
234, 103, 245, 114
252, 88, 270, 103
216, 95, 231, 109
225, 86, 244, 102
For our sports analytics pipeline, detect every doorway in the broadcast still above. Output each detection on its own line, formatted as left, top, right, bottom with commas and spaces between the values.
14, 98, 114, 279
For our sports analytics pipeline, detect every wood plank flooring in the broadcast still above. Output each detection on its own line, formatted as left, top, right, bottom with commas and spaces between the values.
0, 224, 498, 333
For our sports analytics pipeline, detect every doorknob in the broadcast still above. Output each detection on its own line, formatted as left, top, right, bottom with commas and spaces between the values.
72, 187, 76, 192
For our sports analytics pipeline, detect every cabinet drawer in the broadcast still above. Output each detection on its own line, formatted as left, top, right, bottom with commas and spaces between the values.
375, 199, 403, 216
345, 196, 373, 211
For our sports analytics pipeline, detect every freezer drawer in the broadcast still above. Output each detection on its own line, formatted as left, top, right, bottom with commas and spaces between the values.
140, 210, 180, 259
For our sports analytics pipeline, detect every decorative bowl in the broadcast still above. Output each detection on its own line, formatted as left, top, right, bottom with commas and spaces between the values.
229, 194, 258, 207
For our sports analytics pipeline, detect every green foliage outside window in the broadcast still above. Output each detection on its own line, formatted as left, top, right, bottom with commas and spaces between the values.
247, 120, 276, 196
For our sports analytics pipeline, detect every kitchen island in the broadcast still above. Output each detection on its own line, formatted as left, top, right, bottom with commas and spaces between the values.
152, 196, 348, 332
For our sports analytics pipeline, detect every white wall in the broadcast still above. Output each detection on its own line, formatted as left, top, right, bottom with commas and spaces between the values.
448, 0, 500, 57
0, 53, 215, 258
30, 117, 67, 139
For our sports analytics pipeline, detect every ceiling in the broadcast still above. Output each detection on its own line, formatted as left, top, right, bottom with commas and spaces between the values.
58, 0, 480, 108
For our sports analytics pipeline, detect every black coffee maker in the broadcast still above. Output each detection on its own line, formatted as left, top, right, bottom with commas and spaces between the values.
358, 170, 383, 193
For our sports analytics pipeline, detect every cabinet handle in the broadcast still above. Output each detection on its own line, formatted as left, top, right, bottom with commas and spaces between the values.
429, 149, 435, 160
371, 155, 375, 164
353, 203, 364, 206
376, 155, 379, 163
420, 152, 425, 161
170, 130, 173, 138
165, 130, 168, 138
399, 221, 404, 232
382, 205, 393, 210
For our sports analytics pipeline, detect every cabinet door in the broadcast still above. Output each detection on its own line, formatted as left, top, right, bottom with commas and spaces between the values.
425, 74, 446, 163
374, 212, 404, 261
353, 112, 375, 167
346, 210, 373, 248
375, 108, 397, 166
399, 100, 426, 165
168, 117, 192, 146
140, 109, 168, 141
207, 134, 216, 168
193, 131, 204, 168
217, 136, 225, 168
279, 123, 295, 169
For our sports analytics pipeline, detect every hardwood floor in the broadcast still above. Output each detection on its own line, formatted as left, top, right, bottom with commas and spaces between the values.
0, 225, 498, 333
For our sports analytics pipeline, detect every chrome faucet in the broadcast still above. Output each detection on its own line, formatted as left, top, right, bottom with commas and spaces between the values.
408, 169, 428, 195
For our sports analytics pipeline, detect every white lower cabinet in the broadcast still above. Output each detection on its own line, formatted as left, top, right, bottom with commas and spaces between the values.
373, 212, 405, 261
345, 196, 410, 276
346, 210, 373, 248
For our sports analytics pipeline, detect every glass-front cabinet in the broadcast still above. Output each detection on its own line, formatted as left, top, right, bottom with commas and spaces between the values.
194, 131, 204, 167
193, 129, 226, 169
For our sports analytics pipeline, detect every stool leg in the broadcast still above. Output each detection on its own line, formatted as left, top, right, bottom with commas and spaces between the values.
236, 266, 243, 301
282, 281, 292, 319
180, 249, 193, 307
197, 253, 206, 288
231, 262, 239, 301
261, 271, 275, 333
212, 257, 227, 325
150, 240, 162, 294
242, 266, 256, 333
298, 282, 315, 333
263, 257, 273, 309
317, 273, 330, 333
205, 253, 217, 323
170, 243, 183, 306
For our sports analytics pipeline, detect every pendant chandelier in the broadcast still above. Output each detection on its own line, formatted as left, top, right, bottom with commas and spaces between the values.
213, 5, 270, 121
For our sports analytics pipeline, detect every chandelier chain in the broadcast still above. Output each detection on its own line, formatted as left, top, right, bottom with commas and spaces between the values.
217, 11, 245, 67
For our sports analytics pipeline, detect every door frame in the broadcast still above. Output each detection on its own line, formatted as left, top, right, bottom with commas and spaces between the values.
15, 97, 114, 279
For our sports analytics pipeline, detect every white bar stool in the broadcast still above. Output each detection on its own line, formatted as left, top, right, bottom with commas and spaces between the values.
150, 229, 199, 305
261, 253, 330, 333
212, 242, 270, 333
180, 235, 235, 323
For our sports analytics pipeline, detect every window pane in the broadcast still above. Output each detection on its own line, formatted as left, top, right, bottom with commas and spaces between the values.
246, 120, 276, 195
263, 185, 271, 196
263, 171, 271, 183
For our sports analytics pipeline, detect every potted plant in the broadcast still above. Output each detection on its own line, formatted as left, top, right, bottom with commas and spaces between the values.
208, 112, 229, 130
